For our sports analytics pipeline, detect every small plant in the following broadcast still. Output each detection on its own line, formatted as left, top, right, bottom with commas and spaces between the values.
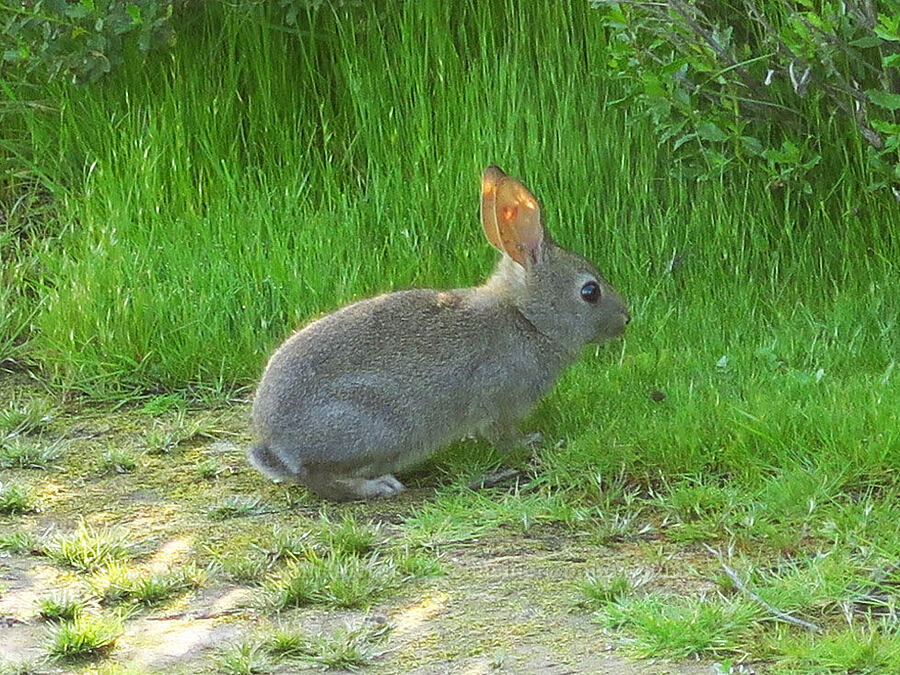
596, 592, 760, 659
578, 571, 632, 610
208, 495, 267, 520
261, 622, 391, 670
99, 448, 138, 474
0, 657, 47, 675
197, 457, 222, 479
266, 526, 312, 561
144, 413, 221, 454
45, 612, 123, 660
43, 522, 133, 572
93, 562, 205, 606
37, 592, 88, 622
0, 482, 35, 514
0, 397, 54, 436
0, 530, 37, 554
0, 440, 61, 470
265, 553, 398, 609
213, 552, 270, 586
319, 513, 380, 557
215, 640, 269, 675
395, 549, 444, 579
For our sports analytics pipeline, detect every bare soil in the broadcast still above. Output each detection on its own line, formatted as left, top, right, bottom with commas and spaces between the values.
0, 372, 725, 673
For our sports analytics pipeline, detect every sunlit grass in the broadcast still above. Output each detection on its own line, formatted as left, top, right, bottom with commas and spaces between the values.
45, 612, 124, 661
42, 521, 134, 572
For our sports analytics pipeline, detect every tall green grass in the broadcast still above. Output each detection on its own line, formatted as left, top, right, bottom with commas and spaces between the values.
10, 0, 893, 396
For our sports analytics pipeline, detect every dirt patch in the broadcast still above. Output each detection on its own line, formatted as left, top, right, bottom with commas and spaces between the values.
0, 371, 729, 673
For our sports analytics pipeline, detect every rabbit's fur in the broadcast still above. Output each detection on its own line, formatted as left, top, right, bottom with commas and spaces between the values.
249, 166, 629, 501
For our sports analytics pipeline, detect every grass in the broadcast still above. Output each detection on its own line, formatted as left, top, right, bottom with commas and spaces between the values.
0, 439, 61, 470
208, 495, 267, 520
214, 622, 390, 673
264, 623, 390, 670
91, 562, 206, 606
0, 481, 34, 514
0, 397, 54, 436
577, 571, 633, 611
0, 530, 37, 554
36, 593, 88, 622
1, 0, 899, 668
42, 521, 134, 572
98, 447, 139, 474
596, 592, 762, 659
45, 612, 123, 660
264, 553, 398, 610
215, 641, 269, 675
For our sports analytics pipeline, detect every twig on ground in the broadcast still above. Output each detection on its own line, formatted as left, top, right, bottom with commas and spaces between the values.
703, 543, 822, 633
467, 468, 529, 491
148, 608, 247, 621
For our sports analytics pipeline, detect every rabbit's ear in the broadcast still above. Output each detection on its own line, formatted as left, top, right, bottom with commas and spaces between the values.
481, 166, 506, 252
494, 174, 544, 267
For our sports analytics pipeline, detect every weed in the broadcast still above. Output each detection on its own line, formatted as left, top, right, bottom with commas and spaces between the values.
215, 641, 269, 675
265, 553, 398, 609
45, 612, 123, 660
197, 457, 222, 479
0, 657, 48, 675
597, 593, 760, 659
43, 521, 133, 572
0, 440, 61, 470
98, 447, 138, 474
213, 552, 270, 586
0, 397, 54, 436
37, 592, 88, 622
578, 572, 632, 610
261, 622, 390, 670
208, 495, 267, 520
318, 513, 380, 557
92, 562, 206, 606
395, 549, 444, 580
0, 482, 34, 514
0, 530, 37, 554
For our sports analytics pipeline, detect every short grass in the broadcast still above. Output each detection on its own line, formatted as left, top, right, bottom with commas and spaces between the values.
36, 593, 89, 622
2, 0, 899, 669
91, 562, 206, 607
45, 612, 123, 661
0, 530, 37, 554
0, 481, 34, 514
0, 439, 61, 470
42, 521, 134, 572
98, 447, 139, 474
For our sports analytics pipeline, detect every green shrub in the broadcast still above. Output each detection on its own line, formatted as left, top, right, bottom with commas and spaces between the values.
594, 1, 900, 198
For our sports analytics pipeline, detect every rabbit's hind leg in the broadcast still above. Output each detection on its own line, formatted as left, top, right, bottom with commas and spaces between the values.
246, 444, 301, 483
302, 472, 406, 502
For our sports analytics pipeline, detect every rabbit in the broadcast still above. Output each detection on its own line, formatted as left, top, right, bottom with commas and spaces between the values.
248, 166, 630, 501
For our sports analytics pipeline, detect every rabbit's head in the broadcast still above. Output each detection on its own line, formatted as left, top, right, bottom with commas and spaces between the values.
481, 166, 629, 352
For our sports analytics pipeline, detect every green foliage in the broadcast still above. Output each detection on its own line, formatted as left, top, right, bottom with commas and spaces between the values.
594, 1, 900, 196
43, 521, 133, 572
37, 592, 88, 622
0, 481, 35, 514
1, 0, 175, 83
45, 612, 123, 660
597, 592, 761, 658
265, 553, 398, 609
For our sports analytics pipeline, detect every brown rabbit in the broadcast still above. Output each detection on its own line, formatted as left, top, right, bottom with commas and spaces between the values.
248, 166, 630, 501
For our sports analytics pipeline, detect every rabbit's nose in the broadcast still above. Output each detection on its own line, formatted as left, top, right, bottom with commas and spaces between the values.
623, 309, 632, 326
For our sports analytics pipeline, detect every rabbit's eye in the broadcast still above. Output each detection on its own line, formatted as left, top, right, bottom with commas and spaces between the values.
581, 281, 601, 304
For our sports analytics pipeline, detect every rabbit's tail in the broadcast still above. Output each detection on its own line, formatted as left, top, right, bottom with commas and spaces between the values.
246, 444, 301, 483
